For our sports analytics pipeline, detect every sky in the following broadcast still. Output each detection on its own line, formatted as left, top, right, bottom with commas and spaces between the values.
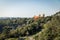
0, 0, 60, 17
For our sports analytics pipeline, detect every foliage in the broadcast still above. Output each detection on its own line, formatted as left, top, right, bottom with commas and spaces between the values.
0, 11, 60, 40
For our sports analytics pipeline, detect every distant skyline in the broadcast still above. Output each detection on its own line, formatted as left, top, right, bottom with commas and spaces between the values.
0, 0, 60, 17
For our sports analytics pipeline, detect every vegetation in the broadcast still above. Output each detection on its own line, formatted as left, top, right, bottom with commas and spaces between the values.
0, 11, 60, 40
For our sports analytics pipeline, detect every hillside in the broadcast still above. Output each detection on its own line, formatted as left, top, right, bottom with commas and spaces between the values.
0, 11, 60, 40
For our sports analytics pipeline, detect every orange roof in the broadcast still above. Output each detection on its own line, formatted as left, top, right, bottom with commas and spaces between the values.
34, 15, 39, 20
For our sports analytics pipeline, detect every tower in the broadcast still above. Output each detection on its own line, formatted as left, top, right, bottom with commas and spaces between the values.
42, 14, 45, 17
39, 14, 41, 18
